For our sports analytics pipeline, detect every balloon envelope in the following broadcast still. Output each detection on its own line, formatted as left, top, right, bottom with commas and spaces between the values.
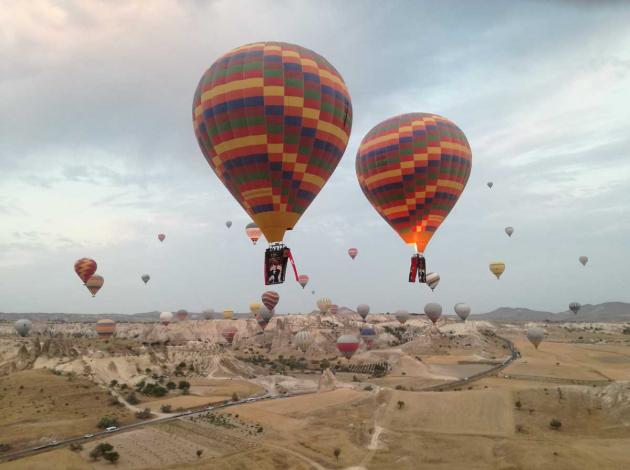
426, 272, 440, 291
223, 309, 234, 320
454, 303, 471, 321
395, 310, 410, 325
141, 274, 150, 284
95, 319, 116, 339
158, 234, 165, 242
226, 220, 232, 228
221, 326, 237, 345
505, 227, 514, 237
489, 262, 505, 279
294, 330, 312, 352
202, 309, 215, 320
261, 291, 280, 311
15, 319, 32, 337
298, 274, 310, 288
245, 222, 262, 245
357, 304, 370, 320
160, 311, 173, 325
579, 256, 588, 266
424, 303, 443, 324
249, 303, 262, 316
527, 327, 545, 349
74, 258, 97, 284
86, 275, 104, 297
328, 304, 338, 315
175, 309, 188, 322
317, 298, 331, 314
569, 302, 581, 314
487, 182, 493, 188
348, 248, 358, 259
256, 306, 275, 330
336, 334, 360, 360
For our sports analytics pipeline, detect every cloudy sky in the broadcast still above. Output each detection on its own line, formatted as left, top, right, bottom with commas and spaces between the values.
1, 0, 630, 316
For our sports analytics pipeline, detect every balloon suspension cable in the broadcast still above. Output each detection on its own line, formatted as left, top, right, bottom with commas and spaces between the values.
264, 243, 299, 286
408, 253, 427, 283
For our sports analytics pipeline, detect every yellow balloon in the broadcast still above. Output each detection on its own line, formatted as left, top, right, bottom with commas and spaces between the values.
223, 309, 234, 320
489, 261, 505, 279
249, 303, 262, 317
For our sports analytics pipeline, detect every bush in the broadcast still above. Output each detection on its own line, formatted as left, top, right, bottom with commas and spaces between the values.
160, 404, 172, 413
69, 443, 83, 452
232, 392, 239, 402
0, 443, 11, 452
135, 408, 152, 419
109, 379, 118, 387
89, 442, 114, 460
97, 416, 119, 429
103, 450, 119, 464
364, 385, 373, 391
515, 400, 522, 409
397, 400, 405, 409
196, 449, 203, 458
166, 381, 177, 390
334, 447, 341, 460
550, 419, 562, 430
126, 392, 140, 405
108, 396, 122, 407
178, 381, 191, 391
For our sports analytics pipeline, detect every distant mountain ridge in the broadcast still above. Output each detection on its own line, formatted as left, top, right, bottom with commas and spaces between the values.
470, 302, 630, 322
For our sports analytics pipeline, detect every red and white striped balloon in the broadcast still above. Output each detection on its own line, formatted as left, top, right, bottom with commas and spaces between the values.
348, 248, 358, 259
261, 291, 280, 311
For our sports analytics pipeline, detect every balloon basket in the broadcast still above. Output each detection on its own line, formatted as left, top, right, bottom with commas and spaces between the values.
264, 244, 290, 285
409, 254, 426, 283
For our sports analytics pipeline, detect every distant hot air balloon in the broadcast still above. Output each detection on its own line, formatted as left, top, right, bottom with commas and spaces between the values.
15, 319, 32, 337
194, 42, 352, 286
160, 311, 173, 325
261, 291, 280, 311
328, 304, 339, 315
226, 220, 232, 229
505, 227, 514, 237
356, 113, 472, 285
95, 319, 116, 339
202, 309, 215, 320
569, 302, 581, 315
223, 309, 234, 320
141, 274, 150, 285
487, 182, 493, 188
221, 325, 237, 345
357, 304, 370, 321
85, 275, 104, 297
298, 274, 310, 289
175, 309, 188, 322
74, 258, 97, 284
454, 303, 471, 321
360, 326, 376, 349
527, 327, 545, 349
294, 330, 312, 352
245, 223, 262, 245
579, 256, 588, 266
395, 310, 410, 325
311, 290, 315, 295
317, 298, 331, 314
426, 272, 440, 291
348, 248, 358, 260
249, 303, 262, 317
336, 334, 360, 360
425, 303, 442, 324
489, 261, 505, 279
256, 306, 274, 331
158, 233, 165, 242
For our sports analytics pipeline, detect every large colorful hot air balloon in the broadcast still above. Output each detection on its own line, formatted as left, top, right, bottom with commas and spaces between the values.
245, 222, 262, 245
317, 298, 331, 314
160, 311, 173, 325
74, 258, 97, 284
489, 261, 505, 279
221, 325, 237, 345
141, 274, 150, 285
579, 256, 588, 266
357, 304, 370, 321
395, 310, 410, 325
256, 306, 274, 331
298, 274, 310, 289
336, 334, 360, 360
193, 42, 353, 286
223, 309, 234, 320
86, 275, 104, 297
454, 303, 470, 321
175, 309, 188, 322
158, 233, 165, 242
569, 302, 581, 314
294, 330, 312, 352
527, 327, 544, 349
15, 319, 32, 337
426, 272, 440, 291
95, 319, 116, 339
505, 227, 514, 237
356, 113, 472, 284
261, 291, 280, 311
348, 248, 358, 260
425, 302, 442, 325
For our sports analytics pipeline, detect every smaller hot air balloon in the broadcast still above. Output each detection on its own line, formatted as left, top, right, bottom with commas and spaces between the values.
360, 326, 376, 349
395, 310, 410, 325
202, 309, 215, 320
336, 334, 360, 360
160, 311, 173, 325
579, 256, 588, 266
175, 309, 188, 322
357, 304, 370, 321
328, 304, 339, 315
489, 261, 505, 279
505, 227, 514, 237
261, 291, 280, 311
425, 303, 442, 324
348, 248, 358, 260
245, 223, 262, 245
221, 325, 237, 345
527, 327, 545, 349
86, 275, 104, 297
569, 302, 581, 315
95, 319, 116, 339
74, 258, 97, 284
454, 303, 471, 321
226, 220, 232, 229
487, 182, 493, 188
223, 309, 234, 320
294, 330, 312, 352
256, 306, 274, 331
141, 274, 150, 285
317, 298, 331, 314
426, 272, 440, 291
298, 274, 310, 289
311, 290, 315, 295
158, 233, 166, 242
15, 319, 32, 337
249, 303, 261, 317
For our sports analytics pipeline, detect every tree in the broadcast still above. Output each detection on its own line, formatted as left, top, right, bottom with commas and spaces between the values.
166, 381, 177, 390
126, 392, 140, 405
196, 449, 203, 458
90, 442, 114, 460
109, 379, 118, 387
232, 392, 239, 402
178, 381, 191, 395
103, 451, 120, 464
97, 417, 119, 429
135, 408, 152, 419
333, 448, 341, 461
550, 419, 562, 430
160, 404, 172, 413
397, 400, 405, 410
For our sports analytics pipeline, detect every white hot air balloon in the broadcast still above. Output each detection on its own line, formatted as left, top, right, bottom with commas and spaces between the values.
505, 227, 514, 237
527, 327, 545, 349
425, 303, 443, 324
426, 272, 440, 291
294, 330, 312, 352
357, 304, 370, 321
317, 298, 331, 314
579, 256, 588, 266
14, 319, 33, 337
160, 311, 173, 326
395, 310, 410, 325
454, 303, 471, 321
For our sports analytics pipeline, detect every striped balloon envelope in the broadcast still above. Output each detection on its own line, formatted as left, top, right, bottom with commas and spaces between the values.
261, 291, 280, 310
74, 258, 97, 284
256, 306, 275, 330
221, 325, 238, 345
175, 309, 188, 321
297, 274, 309, 288
426, 272, 440, 291
316, 298, 331, 314
85, 275, 104, 297
336, 334, 360, 360
356, 113, 472, 254
348, 248, 358, 259
193, 42, 353, 244
95, 319, 116, 339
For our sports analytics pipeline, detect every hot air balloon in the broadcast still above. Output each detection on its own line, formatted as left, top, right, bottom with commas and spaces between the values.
175, 309, 188, 322
489, 262, 505, 279
221, 325, 237, 345
454, 303, 471, 321
356, 113, 472, 284
579, 256, 588, 266
569, 302, 581, 315
336, 334, 360, 360
85, 275, 104, 297
328, 304, 339, 315
158, 233, 165, 242
527, 327, 545, 349
294, 330, 312, 352
298, 274, 310, 289
395, 310, 410, 325
317, 298, 331, 314
505, 227, 514, 237
245, 222, 262, 245
261, 291, 280, 311
160, 311, 173, 325
360, 326, 376, 349
141, 274, 150, 285
223, 309, 234, 320
95, 319, 116, 339
426, 272, 440, 291
487, 182, 493, 188
311, 290, 315, 295
348, 248, 358, 260
226, 220, 232, 229
74, 258, 97, 284
425, 303, 442, 324
14, 319, 32, 337
256, 306, 274, 331
357, 304, 370, 321
193, 42, 353, 286
202, 309, 215, 320
249, 303, 262, 317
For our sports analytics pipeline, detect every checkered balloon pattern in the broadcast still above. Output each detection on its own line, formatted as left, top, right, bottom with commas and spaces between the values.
355, 113, 472, 253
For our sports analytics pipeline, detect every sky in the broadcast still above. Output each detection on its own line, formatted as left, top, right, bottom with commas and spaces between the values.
1, 0, 630, 316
